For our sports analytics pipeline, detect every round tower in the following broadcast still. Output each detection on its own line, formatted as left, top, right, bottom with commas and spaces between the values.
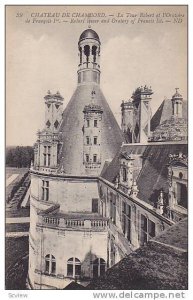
77, 28, 101, 85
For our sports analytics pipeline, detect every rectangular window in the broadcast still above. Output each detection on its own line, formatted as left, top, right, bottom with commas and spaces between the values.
43, 154, 46, 166
43, 146, 51, 166
48, 154, 51, 166
86, 154, 89, 163
42, 180, 49, 201
67, 264, 73, 277
112, 198, 116, 225
51, 261, 56, 274
75, 264, 81, 276
122, 202, 131, 241
148, 220, 155, 238
176, 182, 188, 208
87, 120, 90, 127
93, 154, 97, 163
140, 215, 155, 246
45, 260, 49, 273
94, 136, 97, 145
86, 136, 90, 145
94, 120, 98, 127
92, 198, 99, 213
123, 167, 127, 182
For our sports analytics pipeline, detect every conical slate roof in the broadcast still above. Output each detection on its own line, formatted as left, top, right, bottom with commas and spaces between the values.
58, 84, 124, 175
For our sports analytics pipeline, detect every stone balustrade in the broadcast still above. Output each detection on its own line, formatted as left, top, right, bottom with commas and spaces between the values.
41, 215, 108, 230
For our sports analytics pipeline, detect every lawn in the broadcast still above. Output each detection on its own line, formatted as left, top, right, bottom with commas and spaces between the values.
5, 236, 29, 290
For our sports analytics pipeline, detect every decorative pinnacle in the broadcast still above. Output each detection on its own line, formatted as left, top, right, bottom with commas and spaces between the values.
175, 88, 179, 93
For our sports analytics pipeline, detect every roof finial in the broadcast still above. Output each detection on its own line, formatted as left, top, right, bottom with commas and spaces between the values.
175, 87, 179, 93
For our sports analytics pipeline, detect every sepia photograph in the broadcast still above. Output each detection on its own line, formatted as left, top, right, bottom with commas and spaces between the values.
5, 4, 188, 293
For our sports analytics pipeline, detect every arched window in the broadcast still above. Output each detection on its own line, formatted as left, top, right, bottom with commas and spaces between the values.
79, 47, 82, 64
92, 45, 97, 62
67, 257, 81, 278
84, 45, 90, 66
45, 254, 56, 275
93, 258, 106, 278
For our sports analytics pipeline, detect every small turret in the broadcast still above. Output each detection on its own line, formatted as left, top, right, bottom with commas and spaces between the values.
132, 85, 153, 143
44, 90, 64, 132
83, 90, 103, 174
171, 88, 183, 118
121, 100, 133, 143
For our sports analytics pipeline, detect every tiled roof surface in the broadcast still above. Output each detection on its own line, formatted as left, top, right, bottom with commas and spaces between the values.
137, 143, 187, 205
101, 143, 187, 206
87, 218, 188, 290
151, 99, 187, 132
58, 84, 124, 175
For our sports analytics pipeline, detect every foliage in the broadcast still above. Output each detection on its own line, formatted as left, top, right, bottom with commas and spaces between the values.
6, 146, 34, 168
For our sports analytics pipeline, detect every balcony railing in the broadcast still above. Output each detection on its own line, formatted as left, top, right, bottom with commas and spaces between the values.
40, 215, 108, 231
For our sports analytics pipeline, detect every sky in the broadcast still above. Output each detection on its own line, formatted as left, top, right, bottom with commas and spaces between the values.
6, 5, 187, 146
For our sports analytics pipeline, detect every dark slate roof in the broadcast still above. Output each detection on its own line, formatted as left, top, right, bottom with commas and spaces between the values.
151, 99, 187, 132
153, 217, 188, 251
101, 143, 188, 206
64, 281, 85, 290
101, 145, 146, 184
137, 143, 187, 205
87, 218, 188, 290
58, 84, 124, 175
79, 29, 100, 42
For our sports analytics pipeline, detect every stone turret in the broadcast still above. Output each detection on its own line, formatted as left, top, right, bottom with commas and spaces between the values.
171, 88, 183, 118
132, 85, 153, 143
83, 90, 103, 174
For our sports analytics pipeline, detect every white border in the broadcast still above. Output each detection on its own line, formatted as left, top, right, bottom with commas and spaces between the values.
1, 1, 192, 299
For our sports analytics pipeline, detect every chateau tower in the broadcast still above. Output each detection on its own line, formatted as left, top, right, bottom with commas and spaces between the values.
171, 88, 183, 118
44, 90, 63, 132
83, 90, 103, 174
58, 28, 124, 175
121, 100, 133, 143
33, 91, 63, 171
132, 85, 153, 143
77, 29, 100, 85
28, 29, 124, 290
